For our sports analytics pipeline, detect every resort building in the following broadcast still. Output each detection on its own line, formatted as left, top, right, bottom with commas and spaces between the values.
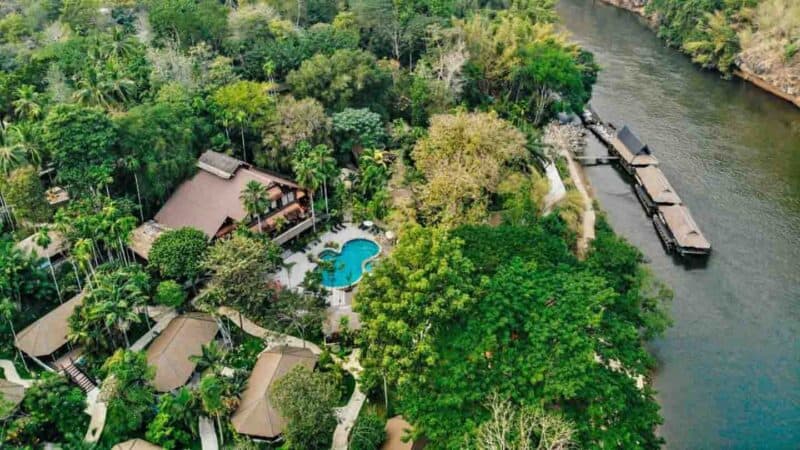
145, 313, 219, 392
633, 166, 681, 215
231, 346, 318, 440
610, 126, 659, 175
382, 416, 426, 450
130, 151, 312, 259
15, 229, 68, 265
14, 292, 85, 367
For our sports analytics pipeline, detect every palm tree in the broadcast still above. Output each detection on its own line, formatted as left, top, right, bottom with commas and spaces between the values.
8, 122, 42, 168
0, 298, 29, 372
190, 341, 225, 375
199, 374, 227, 446
12, 85, 42, 120
73, 66, 112, 108
292, 157, 321, 232
239, 180, 269, 231
103, 27, 138, 61
35, 226, 62, 303
310, 145, 337, 216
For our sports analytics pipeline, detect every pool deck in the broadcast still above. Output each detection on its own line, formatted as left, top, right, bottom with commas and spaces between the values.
275, 224, 381, 292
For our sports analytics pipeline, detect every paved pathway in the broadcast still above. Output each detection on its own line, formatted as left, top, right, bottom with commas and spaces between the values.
561, 148, 596, 259
543, 162, 567, 214
0, 359, 33, 387
217, 306, 322, 355
331, 350, 366, 450
199, 416, 219, 450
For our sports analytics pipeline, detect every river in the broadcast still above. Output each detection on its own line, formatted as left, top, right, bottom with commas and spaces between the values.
555, 0, 800, 448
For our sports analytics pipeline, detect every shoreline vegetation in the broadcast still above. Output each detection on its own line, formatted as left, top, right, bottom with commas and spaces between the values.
595, 0, 800, 108
0, 0, 673, 448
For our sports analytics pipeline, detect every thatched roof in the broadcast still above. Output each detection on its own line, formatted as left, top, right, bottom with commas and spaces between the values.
0, 379, 25, 417
128, 221, 170, 260
197, 151, 245, 179
146, 313, 219, 392
111, 439, 163, 450
635, 166, 681, 205
155, 152, 303, 238
45, 187, 70, 206
16, 292, 85, 357
16, 230, 67, 260
382, 416, 419, 450
658, 205, 711, 250
231, 346, 318, 438
612, 126, 659, 167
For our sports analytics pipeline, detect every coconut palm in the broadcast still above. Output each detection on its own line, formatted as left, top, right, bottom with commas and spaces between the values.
103, 27, 138, 61
35, 226, 62, 303
199, 374, 228, 446
240, 180, 269, 231
8, 122, 43, 168
292, 156, 321, 232
73, 66, 112, 108
12, 85, 42, 120
190, 341, 225, 375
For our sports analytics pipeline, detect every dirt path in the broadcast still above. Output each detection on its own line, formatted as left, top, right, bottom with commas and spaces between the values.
561, 149, 596, 258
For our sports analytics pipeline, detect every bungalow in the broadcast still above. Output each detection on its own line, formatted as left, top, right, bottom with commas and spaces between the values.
145, 313, 219, 392
609, 126, 659, 175
382, 416, 427, 450
633, 166, 681, 215
15, 292, 85, 367
231, 346, 318, 440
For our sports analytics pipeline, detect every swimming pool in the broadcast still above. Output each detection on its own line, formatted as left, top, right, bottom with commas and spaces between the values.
318, 239, 380, 288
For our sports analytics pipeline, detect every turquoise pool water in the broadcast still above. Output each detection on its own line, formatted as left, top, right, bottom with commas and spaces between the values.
319, 239, 380, 288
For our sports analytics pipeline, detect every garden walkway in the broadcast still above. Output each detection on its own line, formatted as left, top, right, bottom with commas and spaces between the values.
217, 306, 322, 354
331, 350, 366, 450
561, 147, 596, 259
86, 307, 177, 444
0, 359, 33, 387
199, 416, 219, 450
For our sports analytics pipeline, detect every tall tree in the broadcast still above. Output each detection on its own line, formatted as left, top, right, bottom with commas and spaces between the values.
99, 350, 157, 443
211, 81, 275, 162
42, 104, 117, 195
147, 227, 208, 289
270, 366, 339, 450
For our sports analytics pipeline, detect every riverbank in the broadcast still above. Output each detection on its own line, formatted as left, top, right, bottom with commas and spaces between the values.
556, 0, 800, 446
595, 0, 800, 108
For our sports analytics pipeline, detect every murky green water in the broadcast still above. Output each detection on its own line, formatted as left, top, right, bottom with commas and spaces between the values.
556, 0, 800, 448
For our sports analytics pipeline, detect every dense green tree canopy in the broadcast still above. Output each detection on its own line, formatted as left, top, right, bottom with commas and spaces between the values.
42, 104, 117, 194
270, 366, 340, 450
148, 227, 209, 285
287, 49, 393, 113
99, 349, 157, 445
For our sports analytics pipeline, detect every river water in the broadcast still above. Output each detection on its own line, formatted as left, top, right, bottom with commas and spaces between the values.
555, 0, 800, 448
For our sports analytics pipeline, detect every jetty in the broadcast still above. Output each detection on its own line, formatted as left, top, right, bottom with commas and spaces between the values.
579, 107, 711, 257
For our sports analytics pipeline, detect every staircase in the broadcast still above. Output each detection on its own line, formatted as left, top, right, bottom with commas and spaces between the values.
61, 360, 97, 393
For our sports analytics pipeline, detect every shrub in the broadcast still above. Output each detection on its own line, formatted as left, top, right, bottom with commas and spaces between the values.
349, 409, 386, 450
155, 280, 187, 308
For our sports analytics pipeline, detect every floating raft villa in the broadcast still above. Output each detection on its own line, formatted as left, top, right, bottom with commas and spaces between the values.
580, 108, 711, 257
